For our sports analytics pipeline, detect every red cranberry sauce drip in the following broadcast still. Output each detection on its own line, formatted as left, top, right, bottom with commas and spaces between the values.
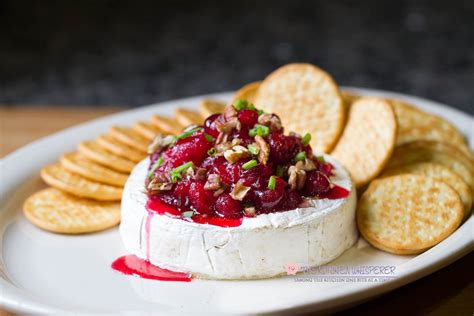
111, 255, 191, 282
146, 103, 348, 224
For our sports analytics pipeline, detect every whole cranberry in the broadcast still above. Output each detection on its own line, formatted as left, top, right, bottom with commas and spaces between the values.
268, 133, 302, 165
231, 126, 253, 146
215, 194, 242, 218
188, 181, 212, 214
241, 163, 273, 189
253, 177, 287, 211
282, 190, 303, 210
238, 109, 259, 127
303, 171, 331, 196
318, 162, 334, 177
167, 132, 213, 166
204, 114, 220, 137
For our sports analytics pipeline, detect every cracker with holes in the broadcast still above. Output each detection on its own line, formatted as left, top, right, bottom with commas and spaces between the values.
389, 99, 469, 153
381, 162, 472, 220
23, 188, 120, 234
109, 126, 149, 152
97, 134, 146, 162
60, 152, 128, 187
41, 163, 123, 201
357, 174, 463, 255
386, 140, 474, 192
78, 141, 135, 173
255, 63, 345, 153
331, 97, 397, 187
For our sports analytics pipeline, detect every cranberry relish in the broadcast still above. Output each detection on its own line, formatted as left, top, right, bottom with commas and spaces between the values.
145, 100, 339, 221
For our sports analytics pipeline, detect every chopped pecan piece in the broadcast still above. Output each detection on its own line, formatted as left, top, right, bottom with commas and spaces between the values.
215, 105, 241, 133
244, 206, 256, 217
193, 167, 207, 181
288, 165, 306, 190
230, 181, 251, 201
147, 134, 176, 154
213, 188, 225, 197
224, 145, 250, 163
254, 136, 270, 165
147, 177, 173, 192
258, 113, 282, 132
204, 174, 222, 191
295, 158, 316, 171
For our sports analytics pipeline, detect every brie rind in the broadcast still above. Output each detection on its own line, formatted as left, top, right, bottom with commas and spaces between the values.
120, 155, 357, 280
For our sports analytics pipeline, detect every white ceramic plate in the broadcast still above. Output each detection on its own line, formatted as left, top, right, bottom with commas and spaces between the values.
0, 88, 472, 315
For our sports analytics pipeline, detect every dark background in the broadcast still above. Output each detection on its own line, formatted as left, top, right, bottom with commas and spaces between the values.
1, 0, 473, 114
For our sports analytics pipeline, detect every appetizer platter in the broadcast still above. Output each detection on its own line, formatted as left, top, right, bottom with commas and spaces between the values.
0, 64, 472, 314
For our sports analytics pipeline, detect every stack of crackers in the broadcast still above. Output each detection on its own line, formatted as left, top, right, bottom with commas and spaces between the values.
252, 63, 473, 255
23, 62, 472, 257
23, 101, 225, 234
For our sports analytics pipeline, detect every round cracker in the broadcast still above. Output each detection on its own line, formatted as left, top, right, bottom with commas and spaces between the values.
255, 63, 345, 152
232, 81, 261, 104
341, 91, 360, 108
331, 97, 397, 187
386, 141, 474, 192
175, 108, 204, 127
78, 141, 135, 173
358, 174, 463, 255
41, 163, 123, 201
381, 162, 472, 220
151, 114, 183, 135
23, 188, 120, 234
109, 126, 149, 152
389, 99, 468, 148
198, 99, 226, 117
133, 121, 163, 140
97, 134, 146, 163
60, 152, 128, 187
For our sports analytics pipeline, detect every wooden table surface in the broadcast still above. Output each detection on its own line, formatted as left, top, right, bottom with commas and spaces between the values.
0, 106, 472, 315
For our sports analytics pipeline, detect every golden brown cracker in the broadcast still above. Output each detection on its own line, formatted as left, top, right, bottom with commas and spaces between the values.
60, 152, 128, 187
331, 97, 397, 187
97, 134, 146, 163
109, 126, 149, 152
23, 188, 120, 234
255, 63, 345, 153
381, 162, 472, 220
78, 141, 135, 173
175, 108, 204, 127
151, 114, 183, 135
133, 121, 163, 140
386, 141, 474, 192
198, 99, 226, 117
233, 81, 261, 104
357, 174, 463, 255
41, 163, 123, 201
389, 99, 468, 148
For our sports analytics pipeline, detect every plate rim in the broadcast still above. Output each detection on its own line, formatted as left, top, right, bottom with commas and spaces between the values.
0, 87, 472, 314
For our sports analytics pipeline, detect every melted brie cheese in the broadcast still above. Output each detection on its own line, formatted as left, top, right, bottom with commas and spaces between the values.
120, 155, 357, 280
